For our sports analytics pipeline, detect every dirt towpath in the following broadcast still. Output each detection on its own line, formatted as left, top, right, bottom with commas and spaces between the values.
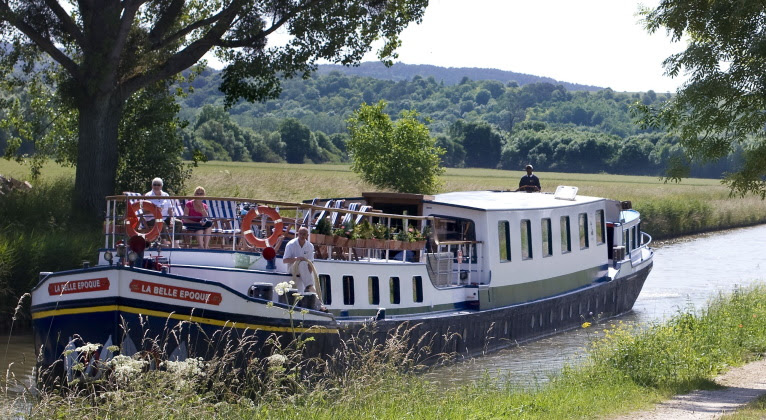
610, 358, 766, 419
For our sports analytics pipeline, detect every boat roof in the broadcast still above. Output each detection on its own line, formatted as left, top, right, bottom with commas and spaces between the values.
425, 190, 604, 211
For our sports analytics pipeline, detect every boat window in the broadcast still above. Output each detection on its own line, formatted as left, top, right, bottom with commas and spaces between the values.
521, 219, 533, 260
631, 225, 637, 250
560, 216, 571, 254
595, 210, 605, 245
541, 218, 552, 257
623, 228, 630, 252
434, 216, 476, 242
342, 275, 355, 305
319, 274, 332, 305
412, 276, 423, 303
368, 276, 380, 305
389, 277, 400, 304
498, 221, 511, 262
578, 213, 589, 249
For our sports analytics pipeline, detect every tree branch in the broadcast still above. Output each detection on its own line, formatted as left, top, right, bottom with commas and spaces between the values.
107, 0, 145, 66
0, 1, 79, 76
42, 0, 84, 45
147, 0, 185, 46
150, 1, 243, 51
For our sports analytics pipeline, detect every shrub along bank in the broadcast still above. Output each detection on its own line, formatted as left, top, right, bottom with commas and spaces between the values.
0, 178, 101, 331
5, 284, 766, 419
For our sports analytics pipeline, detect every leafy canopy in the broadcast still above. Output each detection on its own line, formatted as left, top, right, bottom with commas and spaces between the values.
347, 101, 444, 194
637, 1, 766, 198
0, 0, 428, 217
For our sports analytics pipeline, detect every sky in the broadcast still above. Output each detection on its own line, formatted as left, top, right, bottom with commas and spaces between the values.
357, 0, 687, 93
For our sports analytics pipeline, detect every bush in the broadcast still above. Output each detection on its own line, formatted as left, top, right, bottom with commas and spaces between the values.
0, 178, 101, 329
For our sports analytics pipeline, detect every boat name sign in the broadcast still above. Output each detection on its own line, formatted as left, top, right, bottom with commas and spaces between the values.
48, 278, 110, 295
129, 279, 222, 305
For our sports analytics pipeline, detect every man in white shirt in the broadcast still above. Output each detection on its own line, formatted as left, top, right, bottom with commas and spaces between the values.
283, 226, 316, 293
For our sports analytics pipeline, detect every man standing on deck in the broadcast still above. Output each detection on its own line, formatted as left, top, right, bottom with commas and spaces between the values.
518, 164, 541, 192
283, 227, 316, 293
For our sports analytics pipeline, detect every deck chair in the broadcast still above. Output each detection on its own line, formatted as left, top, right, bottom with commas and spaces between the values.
329, 199, 345, 227
203, 199, 240, 248
311, 199, 334, 228
340, 202, 360, 226
301, 198, 318, 226
354, 205, 372, 225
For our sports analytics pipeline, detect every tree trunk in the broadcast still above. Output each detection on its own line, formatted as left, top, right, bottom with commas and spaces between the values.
74, 94, 124, 221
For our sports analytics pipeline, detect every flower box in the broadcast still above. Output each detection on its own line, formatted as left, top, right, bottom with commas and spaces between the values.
332, 235, 349, 247
311, 233, 329, 245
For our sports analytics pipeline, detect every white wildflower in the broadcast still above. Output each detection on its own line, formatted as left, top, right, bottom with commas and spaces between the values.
274, 281, 292, 296
75, 343, 101, 353
162, 357, 206, 378
265, 354, 287, 366
107, 355, 148, 383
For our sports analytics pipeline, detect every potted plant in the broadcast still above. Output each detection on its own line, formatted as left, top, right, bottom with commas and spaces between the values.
311, 217, 333, 245
410, 224, 429, 251
353, 220, 374, 248
332, 226, 350, 247
372, 223, 390, 249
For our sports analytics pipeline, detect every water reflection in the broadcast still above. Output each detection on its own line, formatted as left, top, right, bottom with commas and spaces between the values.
425, 224, 766, 387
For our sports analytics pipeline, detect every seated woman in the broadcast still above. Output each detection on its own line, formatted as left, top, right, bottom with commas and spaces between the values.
183, 186, 213, 249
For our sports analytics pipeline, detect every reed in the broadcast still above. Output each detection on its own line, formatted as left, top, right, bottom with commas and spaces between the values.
5, 284, 766, 419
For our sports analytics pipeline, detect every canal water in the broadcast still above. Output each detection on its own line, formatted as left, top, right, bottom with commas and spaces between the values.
424, 223, 766, 387
2, 224, 766, 392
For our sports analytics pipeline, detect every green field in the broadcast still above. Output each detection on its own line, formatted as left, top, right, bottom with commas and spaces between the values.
3, 159, 766, 239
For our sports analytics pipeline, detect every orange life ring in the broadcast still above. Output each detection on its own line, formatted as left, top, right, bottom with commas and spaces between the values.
241, 206, 283, 248
125, 200, 164, 242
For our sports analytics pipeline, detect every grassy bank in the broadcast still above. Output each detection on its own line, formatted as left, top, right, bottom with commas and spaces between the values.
5, 283, 765, 419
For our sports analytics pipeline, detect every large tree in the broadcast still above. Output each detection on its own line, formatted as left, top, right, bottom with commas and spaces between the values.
0, 0, 428, 218
638, 1, 766, 197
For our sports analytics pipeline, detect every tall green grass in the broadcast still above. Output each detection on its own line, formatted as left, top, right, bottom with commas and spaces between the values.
0, 177, 101, 330
6, 284, 766, 419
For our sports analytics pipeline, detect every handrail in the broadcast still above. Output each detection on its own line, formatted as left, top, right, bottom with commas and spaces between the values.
640, 231, 653, 248
106, 195, 434, 221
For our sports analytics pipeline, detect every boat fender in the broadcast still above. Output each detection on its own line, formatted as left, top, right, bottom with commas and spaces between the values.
241, 206, 284, 248
125, 200, 164, 242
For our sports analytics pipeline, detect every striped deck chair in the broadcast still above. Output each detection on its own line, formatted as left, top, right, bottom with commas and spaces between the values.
340, 202, 360, 226
301, 198, 318, 226
329, 199, 345, 227
203, 199, 240, 247
354, 205, 372, 225
312, 199, 334, 228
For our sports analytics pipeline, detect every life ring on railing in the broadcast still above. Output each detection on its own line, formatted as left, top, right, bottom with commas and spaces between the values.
242, 206, 283, 248
126, 200, 163, 242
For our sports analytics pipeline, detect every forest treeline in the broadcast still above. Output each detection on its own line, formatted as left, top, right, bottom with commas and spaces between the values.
175, 66, 738, 178
1, 64, 741, 178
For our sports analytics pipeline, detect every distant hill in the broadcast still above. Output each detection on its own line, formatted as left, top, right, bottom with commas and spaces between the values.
316, 61, 603, 91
